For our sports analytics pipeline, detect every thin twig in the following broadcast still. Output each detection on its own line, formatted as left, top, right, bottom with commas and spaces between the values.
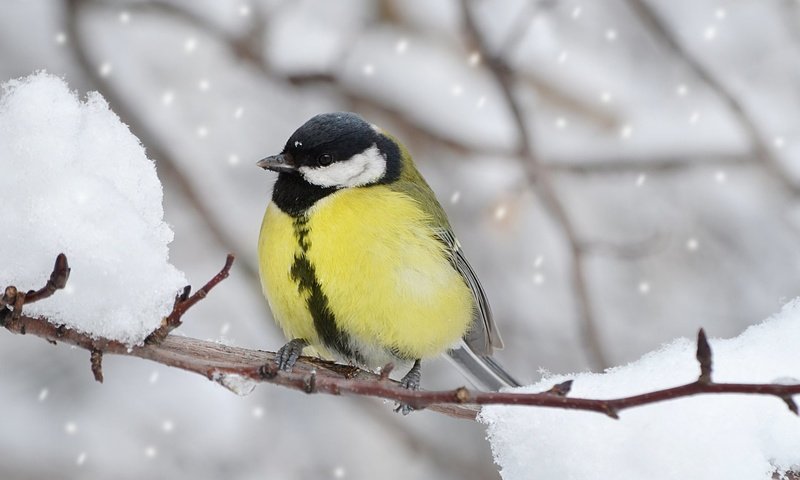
0, 254, 70, 310
146, 254, 234, 343
23, 253, 71, 304
460, 0, 608, 370
90, 349, 104, 383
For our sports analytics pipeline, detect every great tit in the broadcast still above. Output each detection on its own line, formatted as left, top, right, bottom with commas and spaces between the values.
257, 112, 519, 398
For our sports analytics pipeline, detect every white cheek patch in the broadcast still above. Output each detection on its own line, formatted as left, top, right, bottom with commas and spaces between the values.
299, 144, 387, 188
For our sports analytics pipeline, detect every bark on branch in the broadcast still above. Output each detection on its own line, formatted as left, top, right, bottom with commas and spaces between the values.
2, 254, 800, 422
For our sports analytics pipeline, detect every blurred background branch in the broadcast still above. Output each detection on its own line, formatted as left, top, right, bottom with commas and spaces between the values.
460, 0, 608, 369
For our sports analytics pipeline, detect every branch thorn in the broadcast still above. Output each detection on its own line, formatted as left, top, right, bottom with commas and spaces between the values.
379, 363, 395, 381
304, 370, 317, 394
546, 380, 573, 397
602, 404, 620, 419
781, 395, 799, 415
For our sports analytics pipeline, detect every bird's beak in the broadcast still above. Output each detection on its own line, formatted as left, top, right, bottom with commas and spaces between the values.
256, 153, 296, 173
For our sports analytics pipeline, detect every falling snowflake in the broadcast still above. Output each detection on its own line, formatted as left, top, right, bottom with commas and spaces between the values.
161, 90, 174, 106
184, 37, 197, 53
144, 446, 157, 459
162, 419, 175, 433
64, 421, 78, 435
395, 38, 408, 54
98, 63, 112, 77
468, 51, 481, 67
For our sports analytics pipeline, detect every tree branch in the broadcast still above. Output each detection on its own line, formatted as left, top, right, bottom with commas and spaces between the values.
3, 254, 799, 422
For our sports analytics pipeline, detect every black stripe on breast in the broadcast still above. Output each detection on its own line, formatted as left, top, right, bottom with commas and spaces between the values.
290, 217, 364, 364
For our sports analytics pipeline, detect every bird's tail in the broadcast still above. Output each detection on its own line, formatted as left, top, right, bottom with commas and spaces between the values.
445, 341, 521, 391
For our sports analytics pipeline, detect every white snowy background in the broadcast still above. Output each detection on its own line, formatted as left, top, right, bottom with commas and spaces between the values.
1, 0, 800, 479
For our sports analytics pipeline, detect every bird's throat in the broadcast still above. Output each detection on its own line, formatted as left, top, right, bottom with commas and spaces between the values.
271, 172, 337, 217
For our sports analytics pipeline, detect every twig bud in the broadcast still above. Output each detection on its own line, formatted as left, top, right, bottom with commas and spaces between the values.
696, 328, 713, 384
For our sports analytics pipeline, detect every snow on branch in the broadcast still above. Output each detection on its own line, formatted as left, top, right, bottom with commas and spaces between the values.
2, 254, 799, 423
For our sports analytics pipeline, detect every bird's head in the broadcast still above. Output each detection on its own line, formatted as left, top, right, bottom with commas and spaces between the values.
257, 112, 402, 189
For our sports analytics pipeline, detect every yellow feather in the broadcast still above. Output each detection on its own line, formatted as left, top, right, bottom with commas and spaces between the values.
258, 203, 328, 357
258, 185, 473, 366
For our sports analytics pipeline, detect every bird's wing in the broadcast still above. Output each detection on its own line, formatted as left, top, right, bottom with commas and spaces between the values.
384, 147, 504, 355
434, 228, 504, 355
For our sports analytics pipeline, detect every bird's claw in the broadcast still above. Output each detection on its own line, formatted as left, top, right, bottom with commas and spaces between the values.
396, 359, 421, 415
275, 338, 307, 371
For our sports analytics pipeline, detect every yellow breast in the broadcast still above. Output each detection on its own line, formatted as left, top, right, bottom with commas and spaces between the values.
258, 185, 473, 366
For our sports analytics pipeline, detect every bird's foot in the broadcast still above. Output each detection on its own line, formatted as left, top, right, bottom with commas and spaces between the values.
396, 359, 421, 415
275, 338, 308, 371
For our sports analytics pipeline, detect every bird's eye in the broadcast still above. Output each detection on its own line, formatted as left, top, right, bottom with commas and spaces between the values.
318, 153, 333, 166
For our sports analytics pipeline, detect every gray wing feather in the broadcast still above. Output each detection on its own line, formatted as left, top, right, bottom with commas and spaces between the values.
435, 230, 504, 355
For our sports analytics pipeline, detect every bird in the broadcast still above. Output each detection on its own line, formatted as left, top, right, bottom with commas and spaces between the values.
256, 112, 519, 406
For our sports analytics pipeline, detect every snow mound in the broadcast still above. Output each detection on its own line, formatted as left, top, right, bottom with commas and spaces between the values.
481, 300, 800, 480
0, 72, 186, 345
